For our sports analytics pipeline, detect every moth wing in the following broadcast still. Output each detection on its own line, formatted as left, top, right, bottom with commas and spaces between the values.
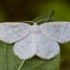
36, 33, 60, 60
0, 22, 31, 44
13, 33, 36, 60
40, 22, 70, 43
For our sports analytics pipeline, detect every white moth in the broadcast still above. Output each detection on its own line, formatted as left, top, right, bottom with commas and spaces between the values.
0, 22, 70, 60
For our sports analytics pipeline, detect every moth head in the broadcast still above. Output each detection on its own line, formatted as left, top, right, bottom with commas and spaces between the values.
30, 23, 40, 34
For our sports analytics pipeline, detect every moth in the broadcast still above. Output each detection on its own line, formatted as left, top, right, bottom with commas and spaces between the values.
0, 21, 70, 60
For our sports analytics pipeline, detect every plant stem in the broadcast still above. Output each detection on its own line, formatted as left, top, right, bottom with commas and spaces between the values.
18, 60, 25, 70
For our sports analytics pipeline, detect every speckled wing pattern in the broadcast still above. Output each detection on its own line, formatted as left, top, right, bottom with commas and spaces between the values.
13, 33, 36, 60
40, 22, 70, 43
0, 22, 70, 60
0, 22, 30, 44
36, 33, 59, 60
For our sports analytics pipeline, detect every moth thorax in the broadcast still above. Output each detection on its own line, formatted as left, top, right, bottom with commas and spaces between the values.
30, 23, 40, 34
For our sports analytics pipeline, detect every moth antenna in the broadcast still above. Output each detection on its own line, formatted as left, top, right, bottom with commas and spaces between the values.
22, 21, 35, 24
36, 19, 48, 23
36, 18, 55, 24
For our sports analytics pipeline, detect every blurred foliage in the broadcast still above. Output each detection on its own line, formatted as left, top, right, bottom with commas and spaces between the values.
0, 0, 70, 70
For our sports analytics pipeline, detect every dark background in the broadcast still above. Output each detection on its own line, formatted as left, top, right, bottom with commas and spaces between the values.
0, 0, 70, 70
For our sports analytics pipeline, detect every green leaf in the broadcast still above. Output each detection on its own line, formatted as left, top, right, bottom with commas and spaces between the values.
32, 10, 55, 24
0, 41, 22, 70
0, 10, 60, 70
